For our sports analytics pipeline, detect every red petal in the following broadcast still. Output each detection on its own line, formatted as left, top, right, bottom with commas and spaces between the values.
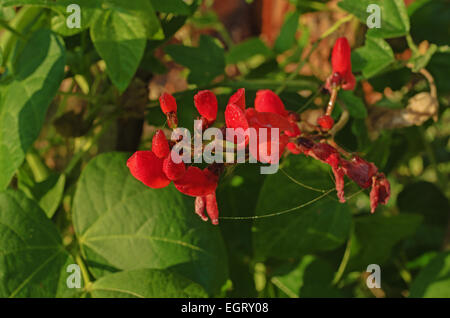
225, 103, 250, 146
127, 151, 170, 189
225, 103, 249, 130
342, 156, 378, 189
287, 142, 302, 154
228, 88, 246, 110
342, 70, 356, 91
173, 166, 217, 197
333, 166, 346, 203
159, 92, 177, 115
332, 37, 352, 76
250, 133, 289, 164
255, 90, 289, 117
247, 111, 293, 132
370, 174, 391, 213
195, 196, 208, 222
194, 90, 218, 123
163, 155, 186, 181
152, 130, 170, 159
311, 142, 340, 167
285, 121, 301, 137
206, 192, 219, 225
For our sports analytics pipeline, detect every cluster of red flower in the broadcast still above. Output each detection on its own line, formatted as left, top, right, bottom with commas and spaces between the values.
126, 37, 391, 225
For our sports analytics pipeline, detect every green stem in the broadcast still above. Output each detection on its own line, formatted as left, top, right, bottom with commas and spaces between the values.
75, 253, 92, 289
25, 149, 50, 182
319, 15, 353, 41
332, 224, 353, 285
406, 33, 419, 55
296, 89, 321, 113
420, 126, 446, 189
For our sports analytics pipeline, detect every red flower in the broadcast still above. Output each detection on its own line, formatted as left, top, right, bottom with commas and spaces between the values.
159, 92, 178, 128
173, 166, 218, 197
152, 130, 170, 159
228, 88, 246, 110
163, 155, 186, 181
370, 173, 391, 213
327, 37, 356, 91
127, 151, 170, 189
332, 37, 352, 77
255, 90, 289, 117
194, 90, 218, 124
159, 92, 177, 114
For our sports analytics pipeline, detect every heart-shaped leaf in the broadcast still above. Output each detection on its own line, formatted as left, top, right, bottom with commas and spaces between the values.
339, 0, 410, 38
0, 190, 75, 297
90, 10, 147, 93
165, 35, 225, 86
351, 36, 394, 79
410, 251, 450, 298
72, 152, 228, 295
0, 29, 66, 190
87, 268, 207, 298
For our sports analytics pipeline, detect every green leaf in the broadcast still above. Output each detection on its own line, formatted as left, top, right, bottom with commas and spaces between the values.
252, 155, 352, 260
150, 0, 191, 15
339, 0, 410, 38
226, 38, 272, 64
165, 35, 225, 86
347, 214, 423, 271
90, 10, 147, 93
398, 181, 449, 226
2, 0, 162, 37
0, 190, 76, 297
338, 90, 368, 118
271, 255, 343, 298
72, 152, 228, 295
410, 0, 450, 46
218, 164, 265, 297
2, 0, 97, 36
18, 171, 66, 218
0, 29, 66, 190
410, 252, 450, 297
274, 11, 300, 54
88, 268, 207, 298
351, 36, 394, 78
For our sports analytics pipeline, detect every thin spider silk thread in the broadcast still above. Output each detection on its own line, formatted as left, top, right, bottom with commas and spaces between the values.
219, 188, 334, 220
219, 170, 364, 221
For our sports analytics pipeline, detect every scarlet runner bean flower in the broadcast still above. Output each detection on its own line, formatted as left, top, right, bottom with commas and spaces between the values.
325, 37, 356, 92
159, 92, 178, 128
127, 87, 390, 225
194, 90, 218, 127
